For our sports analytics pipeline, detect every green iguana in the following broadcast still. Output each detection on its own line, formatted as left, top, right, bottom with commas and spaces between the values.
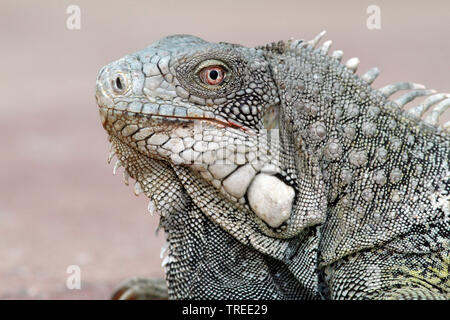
95, 32, 450, 300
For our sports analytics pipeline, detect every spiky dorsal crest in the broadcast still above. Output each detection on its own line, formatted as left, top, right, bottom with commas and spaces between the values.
257, 31, 450, 131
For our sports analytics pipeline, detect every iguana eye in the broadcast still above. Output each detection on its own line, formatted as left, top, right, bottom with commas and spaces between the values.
199, 66, 225, 86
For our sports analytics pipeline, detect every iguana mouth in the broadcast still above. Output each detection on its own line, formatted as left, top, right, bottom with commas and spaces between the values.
98, 104, 251, 133
132, 112, 250, 132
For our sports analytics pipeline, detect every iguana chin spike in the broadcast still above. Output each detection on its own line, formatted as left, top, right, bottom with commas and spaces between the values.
160, 241, 169, 259
113, 160, 122, 175
107, 150, 115, 164
122, 170, 130, 186
161, 255, 169, 268
133, 181, 143, 196
147, 200, 157, 216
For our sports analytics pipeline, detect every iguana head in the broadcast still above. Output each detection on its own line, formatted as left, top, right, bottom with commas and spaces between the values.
95, 34, 326, 240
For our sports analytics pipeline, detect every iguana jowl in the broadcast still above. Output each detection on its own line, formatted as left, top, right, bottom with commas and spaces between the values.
95, 32, 450, 299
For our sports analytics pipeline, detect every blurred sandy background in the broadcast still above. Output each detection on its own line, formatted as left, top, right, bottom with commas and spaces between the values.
0, 0, 448, 299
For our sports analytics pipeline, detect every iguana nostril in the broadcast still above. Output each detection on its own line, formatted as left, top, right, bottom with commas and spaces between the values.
111, 73, 127, 94
116, 77, 123, 90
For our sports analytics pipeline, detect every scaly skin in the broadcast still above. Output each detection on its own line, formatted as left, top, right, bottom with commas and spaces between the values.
95, 33, 450, 299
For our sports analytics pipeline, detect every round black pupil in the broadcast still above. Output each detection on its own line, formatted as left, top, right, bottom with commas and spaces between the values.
209, 70, 219, 80
116, 77, 123, 90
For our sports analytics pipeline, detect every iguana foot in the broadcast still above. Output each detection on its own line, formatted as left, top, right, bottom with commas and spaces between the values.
111, 277, 168, 300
